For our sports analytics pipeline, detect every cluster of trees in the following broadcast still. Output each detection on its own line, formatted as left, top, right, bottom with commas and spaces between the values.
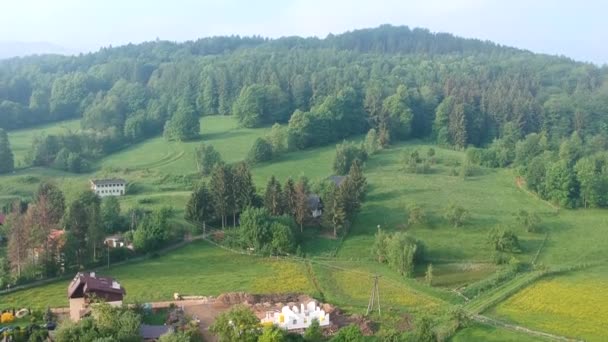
1, 25, 607, 173
469, 130, 608, 208
333, 142, 368, 175
55, 302, 203, 342
402, 148, 435, 174
0, 181, 178, 286
371, 229, 425, 277
185, 162, 258, 228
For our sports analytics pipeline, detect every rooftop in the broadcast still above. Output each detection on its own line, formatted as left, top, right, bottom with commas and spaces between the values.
328, 175, 346, 186
140, 325, 171, 340
90, 178, 127, 186
68, 272, 125, 299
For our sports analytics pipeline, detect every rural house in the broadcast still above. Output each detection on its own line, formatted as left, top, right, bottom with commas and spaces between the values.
307, 194, 323, 218
90, 178, 127, 197
262, 301, 330, 331
68, 272, 125, 321
328, 175, 346, 187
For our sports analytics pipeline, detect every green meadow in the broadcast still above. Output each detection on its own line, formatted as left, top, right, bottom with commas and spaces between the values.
2, 116, 608, 340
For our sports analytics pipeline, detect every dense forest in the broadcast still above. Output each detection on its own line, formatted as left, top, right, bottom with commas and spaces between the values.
0, 25, 607, 206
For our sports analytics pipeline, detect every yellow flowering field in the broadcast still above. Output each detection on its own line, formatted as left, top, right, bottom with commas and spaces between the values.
252, 261, 316, 294
491, 271, 608, 341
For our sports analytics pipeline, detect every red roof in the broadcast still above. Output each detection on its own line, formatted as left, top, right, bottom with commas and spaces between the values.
68, 272, 126, 300
0, 213, 5, 225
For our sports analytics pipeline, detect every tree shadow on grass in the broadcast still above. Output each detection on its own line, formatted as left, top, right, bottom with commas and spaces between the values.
201, 130, 244, 142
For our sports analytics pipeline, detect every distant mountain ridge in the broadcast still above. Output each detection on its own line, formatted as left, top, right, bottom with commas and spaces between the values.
0, 41, 72, 59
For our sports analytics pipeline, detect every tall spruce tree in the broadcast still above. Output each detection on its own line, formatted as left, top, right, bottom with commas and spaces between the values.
231, 162, 256, 226
264, 176, 283, 216
209, 164, 233, 228
185, 182, 215, 228
0, 128, 14, 174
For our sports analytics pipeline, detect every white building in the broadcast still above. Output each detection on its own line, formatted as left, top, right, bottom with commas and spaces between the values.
262, 301, 330, 331
91, 179, 127, 197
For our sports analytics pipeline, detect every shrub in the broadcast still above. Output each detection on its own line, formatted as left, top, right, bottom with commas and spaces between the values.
1, 312, 15, 323
248, 138, 273, 164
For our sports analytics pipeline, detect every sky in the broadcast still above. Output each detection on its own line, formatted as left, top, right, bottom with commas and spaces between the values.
0, 0, 606, 65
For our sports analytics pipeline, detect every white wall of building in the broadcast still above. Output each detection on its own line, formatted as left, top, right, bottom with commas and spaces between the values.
262, 301, 330, 331
92, 182, 126, 197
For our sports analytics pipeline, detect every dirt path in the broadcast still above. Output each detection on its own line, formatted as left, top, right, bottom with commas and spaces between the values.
473, 314, 583, 342
515, 176, 560, 212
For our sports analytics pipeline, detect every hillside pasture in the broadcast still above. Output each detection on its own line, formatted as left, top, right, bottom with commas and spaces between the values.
7, 119, 81, 166
0, 240, 315, 308
489, 265, 608, 342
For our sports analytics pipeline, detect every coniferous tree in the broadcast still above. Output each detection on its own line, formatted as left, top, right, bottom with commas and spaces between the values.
231, 162, 256, 226
0, 128, 14, 174
195, 143, 223, 176
209, 164, 233, 228
185, 182, 215, 227
294, 180, 310, 233
283, 178, 297, 216
264, 176, 283, 216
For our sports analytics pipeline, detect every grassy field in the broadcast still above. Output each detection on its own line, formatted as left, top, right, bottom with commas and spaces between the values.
450, 323, 547, 342
3, 116, 608, 340
489, 265, 608, 341
0, 240, 316, 308
7, 119, 81, 167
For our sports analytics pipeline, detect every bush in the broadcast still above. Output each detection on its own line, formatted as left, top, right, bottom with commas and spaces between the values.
488, 228, 521, 253
1, 312, 15, 323
248, 138, 274, 164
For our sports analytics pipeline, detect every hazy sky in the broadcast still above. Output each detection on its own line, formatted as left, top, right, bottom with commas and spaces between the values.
1, 0, 607, 64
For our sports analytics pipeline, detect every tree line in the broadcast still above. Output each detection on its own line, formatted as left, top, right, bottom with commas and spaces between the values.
1, 25, 607, 174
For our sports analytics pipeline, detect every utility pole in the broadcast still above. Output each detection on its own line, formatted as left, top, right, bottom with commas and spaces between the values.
366, 275, 381, 316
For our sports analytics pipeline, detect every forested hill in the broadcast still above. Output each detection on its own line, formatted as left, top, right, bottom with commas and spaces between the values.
0, 24, 607, 171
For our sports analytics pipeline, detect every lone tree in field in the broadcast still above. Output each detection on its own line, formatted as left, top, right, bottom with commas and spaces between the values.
515, 209, 542, 233
444, 202, 468, 228
407, 202, 427, 227
248, 137, 273, 164
425, 263, 434, 286
195, 143, 223, 175
264, 176, 283, 216
0, 128, 14, 174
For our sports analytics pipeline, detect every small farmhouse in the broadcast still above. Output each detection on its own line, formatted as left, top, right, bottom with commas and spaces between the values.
328, 175, 346, 187
91, 179, 127, 197
262, 301, 330, 331
308, 194, 323, 218
68, 272, 125, 321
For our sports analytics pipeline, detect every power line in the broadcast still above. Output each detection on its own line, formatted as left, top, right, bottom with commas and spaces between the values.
366, 275, 381, 316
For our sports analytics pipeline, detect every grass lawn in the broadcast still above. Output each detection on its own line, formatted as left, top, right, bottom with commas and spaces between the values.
450, 323, 547, 342
7, 119, 81, 167
0, 240, 316, 308
4, 116, 608, 341
339, 143, 548, 265
488, 265, 608, 342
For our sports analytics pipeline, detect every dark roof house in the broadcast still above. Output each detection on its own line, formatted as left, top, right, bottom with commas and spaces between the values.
90, 178, 127, 186
68, 272, 126, 302
328, 175, 346, 187
307, 194, 323, 211
140, 325, 171, 341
